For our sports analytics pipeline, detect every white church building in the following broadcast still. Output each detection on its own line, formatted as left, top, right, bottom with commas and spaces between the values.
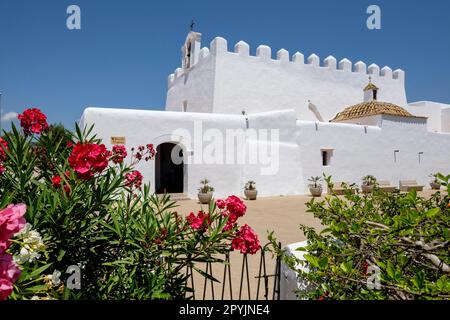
80, 31, 450, 198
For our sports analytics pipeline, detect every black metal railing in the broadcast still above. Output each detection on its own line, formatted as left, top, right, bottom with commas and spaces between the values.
186, 242, 281, 300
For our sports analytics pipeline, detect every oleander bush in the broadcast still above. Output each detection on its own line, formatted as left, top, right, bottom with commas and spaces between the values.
0, 108, 260, 300
270, 174, 450, 300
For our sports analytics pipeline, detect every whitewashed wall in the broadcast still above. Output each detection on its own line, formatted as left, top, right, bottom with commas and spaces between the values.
79, 108, 304, 198
166, 36, 407, 122
80, 107, 450, 198
166, 48, 215, 114
297, 116, 450, 191
407, 101, 450, 133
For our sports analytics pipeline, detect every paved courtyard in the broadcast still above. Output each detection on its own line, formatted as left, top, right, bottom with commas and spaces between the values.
173, 190, 438, 299
175, 194, 325, 246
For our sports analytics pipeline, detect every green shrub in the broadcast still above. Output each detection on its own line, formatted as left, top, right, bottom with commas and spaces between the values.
270, 174, 450, 300
1, 110, 252, 300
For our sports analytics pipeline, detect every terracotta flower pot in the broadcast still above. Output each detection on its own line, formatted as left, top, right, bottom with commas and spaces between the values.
309, 187, 322, 197
362, 185, 374, 193
244, 189, 258, 200
198, 192, 213, 204
430, 182, 441, 190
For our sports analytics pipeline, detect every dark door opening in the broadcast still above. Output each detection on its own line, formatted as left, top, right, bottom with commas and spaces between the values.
155, 143, 183, 194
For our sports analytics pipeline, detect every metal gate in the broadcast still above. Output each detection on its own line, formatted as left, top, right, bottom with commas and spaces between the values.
185, 242, 281, 300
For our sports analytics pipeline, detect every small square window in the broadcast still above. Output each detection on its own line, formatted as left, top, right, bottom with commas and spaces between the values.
321, 150, 333, 166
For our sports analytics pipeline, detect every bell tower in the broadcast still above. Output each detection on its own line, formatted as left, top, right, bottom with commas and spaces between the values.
182, 30, 202, 71
363, 76, 379, 102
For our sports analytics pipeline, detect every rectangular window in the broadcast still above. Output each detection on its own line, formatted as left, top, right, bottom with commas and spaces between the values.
321, 150, 332, 166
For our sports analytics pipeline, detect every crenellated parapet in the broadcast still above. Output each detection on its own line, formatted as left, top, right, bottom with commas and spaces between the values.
169, 35, 406, 88
228, 37, 406, 80
166, 34, 408, 120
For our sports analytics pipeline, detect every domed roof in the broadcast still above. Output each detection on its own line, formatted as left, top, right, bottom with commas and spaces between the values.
330, 100, 425, 122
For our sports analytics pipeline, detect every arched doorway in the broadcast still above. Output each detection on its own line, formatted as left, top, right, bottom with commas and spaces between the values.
155, 143, 184, 194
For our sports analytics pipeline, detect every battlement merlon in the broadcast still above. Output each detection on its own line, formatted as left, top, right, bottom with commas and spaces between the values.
169, 35, 405, 84
166, 34, 407, 121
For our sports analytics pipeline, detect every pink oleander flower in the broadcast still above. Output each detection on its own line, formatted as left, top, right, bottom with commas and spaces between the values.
17, 108, 49, 136
0, 254, 21, 300
125, 170, 143, 189
0, 204, 27, 254
186, 211, 211, 231
0, 278, 13, 300
111, 145, 127, 164
68, 143, 111, 180
231, 224, 260, 255
0, 164, 5, 176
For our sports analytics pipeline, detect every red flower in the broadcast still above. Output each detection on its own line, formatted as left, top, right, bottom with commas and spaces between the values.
317, 291, 329, 300
0, 138, 8, 163
17, 108, 49, 136
362, 262, 369, 275
216, 196, 247, 231
125, 170, 143, 189
68, 143, 110, 180
231, 224, 260, 255
186, 211, 211, 231
111, 145, 127, 164
225, 195, 247, 218
51, 175, 62, 188
216, 199, 226, 209
146, 144, 156, 158
66, 141, 74, 149
63, 184, 71, 196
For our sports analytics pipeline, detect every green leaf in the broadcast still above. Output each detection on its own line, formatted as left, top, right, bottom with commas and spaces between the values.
425, 208, 440, 219
57, 250, 66, 262
413, 271, 425, 290
340, 262, 352, 273
304, 254, 320, 268
318, 257, 328, 269
386, 261, 395, 279
193, 266, 220, 283
436, 275, 448, 292
26, 263, 53, 279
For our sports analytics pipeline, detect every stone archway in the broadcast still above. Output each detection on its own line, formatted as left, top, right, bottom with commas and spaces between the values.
155, 143, 184, 194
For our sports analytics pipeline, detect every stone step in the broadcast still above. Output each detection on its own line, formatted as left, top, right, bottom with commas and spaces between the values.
159, 193, 190, 201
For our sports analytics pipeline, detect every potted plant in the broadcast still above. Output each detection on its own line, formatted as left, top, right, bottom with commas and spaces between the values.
429, 174, 441, 190
362, 175, 377, 193
244, 180, 258, 200
308, 176, 323, 197
198, 179, 214, 204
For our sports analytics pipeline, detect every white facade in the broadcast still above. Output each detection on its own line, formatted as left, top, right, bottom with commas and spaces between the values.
80, 31, 450, 198
166, 33, 407, 122
406, 101, 450, 133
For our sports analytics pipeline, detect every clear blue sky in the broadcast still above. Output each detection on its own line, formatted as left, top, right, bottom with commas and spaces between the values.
1, 0, 449, 128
